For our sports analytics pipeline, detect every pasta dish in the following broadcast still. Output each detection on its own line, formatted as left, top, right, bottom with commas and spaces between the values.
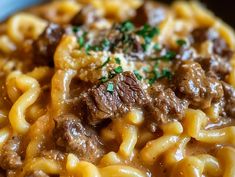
0, 0, 235, 176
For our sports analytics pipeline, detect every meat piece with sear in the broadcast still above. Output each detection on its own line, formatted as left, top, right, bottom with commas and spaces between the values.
222, 82, 235, 118
33, 23, 65, 67
81, 71, 148, 126
53, 114, 104, 163
174, 61, 224, 109
71, 5, 103, 26
196, 56, 232, 79
132, 1, 167, 27
147, 82, 188, 123
191, 27, 233, 59
0, 136, 22, 170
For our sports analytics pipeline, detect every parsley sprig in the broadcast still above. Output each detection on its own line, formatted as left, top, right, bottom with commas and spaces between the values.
134, 70, 143, 81
120, 21, 134, 32
176, 39, 186, 46
148, 67, 173, 85
107, 82, 114, 93
150, 51, 176, 62
98, 57, 123, 83
136, 24, 160, 51
97, 57, 110, 69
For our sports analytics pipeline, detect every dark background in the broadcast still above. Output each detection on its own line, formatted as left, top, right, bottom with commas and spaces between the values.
159, 0, 235, 28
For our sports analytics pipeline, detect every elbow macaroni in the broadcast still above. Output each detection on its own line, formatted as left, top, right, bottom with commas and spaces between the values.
8, 73, 40, 134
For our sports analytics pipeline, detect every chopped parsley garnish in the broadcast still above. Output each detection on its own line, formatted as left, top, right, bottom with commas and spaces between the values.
114, 66, 123, 74
99, 76, 108, 83
141, 43, 150, 52
136, 24, 160, 52
84, 44, 91, 55
120, 21, 134, 32
148, 77, 157, 85
161, 69, 172, 80
78, 36, 85, 48
97, 57, 110, 69
136, 24, 159, 38
101, 38, 111, 50
176, 39, 186, 46
85, 38, 111, 52
115, 57, 121, 64
89, 45, 101, 51
147, 62, 172, 85
153, 43, 161, 51
143, 66, 150, 73
107, 82, 114, 93
72, 26, 79, 33
149, 50, 176, 61
163, 51, 176, 61
134, 70, 143, 81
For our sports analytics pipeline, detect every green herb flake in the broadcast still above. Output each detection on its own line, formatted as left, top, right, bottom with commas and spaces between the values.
120, 21, 134, 32
161, 69, 172, 80
143, 66, 150, 73
107, 82, 114, 93
134, 70, 143, 81
99, 76, 108, 83
72, 26, 79, 33
90, 45, 101, 51
114, 66, 123, 74
108, 70, 116, 79
78, 36, 85, 48
162, 51, 176, 61
148, 77, 156, 85
136, 24, 160, 52
84, 44, 91, 55
176, 39, 186, 46
115, 57, 121, 64
101, 38, 111, 50
153, 43, 161, 51
142, 43, 150, 52
97, 57, 110, 69
136, 24, 160, 39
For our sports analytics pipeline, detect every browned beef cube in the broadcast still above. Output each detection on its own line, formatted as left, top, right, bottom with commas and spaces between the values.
191, 27, 233, 59
53, 114, 104, 163
197, 56, 232, 79
222, 82, 235, 118
174, 61, 223, 109
147, 83, 188, 123
0, 136, 22, 170
82, 72, 148, 126
132, 1, 167, 27
71, 5, 102, 26
33, 23, 64, 67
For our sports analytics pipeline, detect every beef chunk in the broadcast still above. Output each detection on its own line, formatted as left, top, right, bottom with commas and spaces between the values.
222, 82, 235, 118
147, 83, 188, 123
197, 56, 232, 79
174, 61, 223, 109
33, 23, 65, 67
132, 1, 166, 27
0, 136, 22, 170
191, 27, 218, 43
53, 114, 104, 163
25, 171, 49, 177
82, 72, 148, 125
191, 27, 233, 59
213, 38, 233, 58
71, 5, 102, 26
